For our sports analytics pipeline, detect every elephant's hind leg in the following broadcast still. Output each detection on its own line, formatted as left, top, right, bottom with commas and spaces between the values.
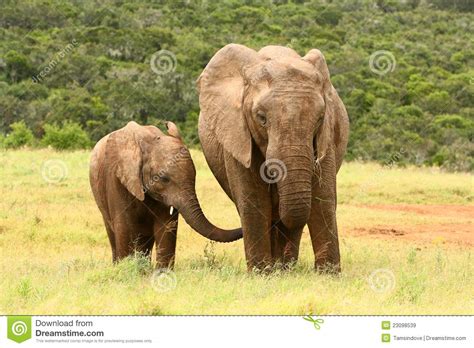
135, 232, 155, 258
103, 219, 117, 262
271, 221, 303, 269
111, 214, 145, 261
270, 222, 284, 265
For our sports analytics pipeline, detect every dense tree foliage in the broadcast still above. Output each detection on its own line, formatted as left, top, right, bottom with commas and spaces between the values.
0, 0, 472, 170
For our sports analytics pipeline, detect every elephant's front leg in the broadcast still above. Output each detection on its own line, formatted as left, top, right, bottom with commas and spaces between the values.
226, 156, 273, 272
240, 200, 273, 271
307, 151, 341, 273
153, 210, 178, 269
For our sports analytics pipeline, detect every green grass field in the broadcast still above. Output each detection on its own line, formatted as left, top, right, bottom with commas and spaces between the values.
0, 149, 472, 315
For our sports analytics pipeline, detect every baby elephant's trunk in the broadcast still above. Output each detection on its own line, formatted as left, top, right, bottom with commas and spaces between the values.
178, 195, 242, 243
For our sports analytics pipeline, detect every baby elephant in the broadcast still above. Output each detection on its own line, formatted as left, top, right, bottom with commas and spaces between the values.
90, 121, 242, 267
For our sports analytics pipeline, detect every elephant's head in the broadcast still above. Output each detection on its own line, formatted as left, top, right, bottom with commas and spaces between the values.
105, 121, 242, 243
198, 44, 347, 230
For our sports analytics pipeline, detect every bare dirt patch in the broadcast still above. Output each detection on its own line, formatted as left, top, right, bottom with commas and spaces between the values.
348, 204, 473, 247
364, 204, 474, 218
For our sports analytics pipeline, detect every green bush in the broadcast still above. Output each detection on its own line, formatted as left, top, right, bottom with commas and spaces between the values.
41, 122, 91, 150
3, 121, 34, 149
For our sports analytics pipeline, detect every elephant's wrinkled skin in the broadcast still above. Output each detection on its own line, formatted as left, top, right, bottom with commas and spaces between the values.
89, 121, 242, 267
197, 44, 349, 272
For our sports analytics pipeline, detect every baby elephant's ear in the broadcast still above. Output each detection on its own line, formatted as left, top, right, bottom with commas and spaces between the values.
166, 121, 182, 140
105, 121, 145, 201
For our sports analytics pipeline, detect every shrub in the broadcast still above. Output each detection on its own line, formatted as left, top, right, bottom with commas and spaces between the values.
4, 121, 34, 148
41, 122, 91, 150
434, 114, 471, 129
4, 50, 34, 82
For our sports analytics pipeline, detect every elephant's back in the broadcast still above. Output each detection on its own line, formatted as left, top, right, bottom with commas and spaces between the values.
258, 45, 301, 60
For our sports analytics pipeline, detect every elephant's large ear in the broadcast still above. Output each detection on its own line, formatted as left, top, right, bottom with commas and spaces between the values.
303, 49, 348, 163
197, 44, 260, 168
105, 121, 145, 201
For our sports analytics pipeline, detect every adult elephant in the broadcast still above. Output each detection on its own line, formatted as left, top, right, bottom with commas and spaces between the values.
197, 44, 349, 272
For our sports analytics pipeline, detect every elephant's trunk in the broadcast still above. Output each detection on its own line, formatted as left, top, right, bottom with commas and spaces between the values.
177, 193, 242, 243
275, 147, 313, 230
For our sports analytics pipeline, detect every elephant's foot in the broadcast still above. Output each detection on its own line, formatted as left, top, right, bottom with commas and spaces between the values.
246, 256, 274, 273
314, 245, 341, 274
155, 253, 175, 270
315, 260, 341, 274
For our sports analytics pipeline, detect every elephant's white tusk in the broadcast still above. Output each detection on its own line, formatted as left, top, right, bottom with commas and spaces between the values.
169, 206, 174, 215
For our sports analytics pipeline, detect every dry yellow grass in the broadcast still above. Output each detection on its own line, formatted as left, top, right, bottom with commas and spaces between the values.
0, 149, 472, 314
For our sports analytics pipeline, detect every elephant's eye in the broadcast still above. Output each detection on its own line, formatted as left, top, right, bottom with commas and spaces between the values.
159, 175, 170, 184
153, 173, 170, 184
256, 111, 267, 126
